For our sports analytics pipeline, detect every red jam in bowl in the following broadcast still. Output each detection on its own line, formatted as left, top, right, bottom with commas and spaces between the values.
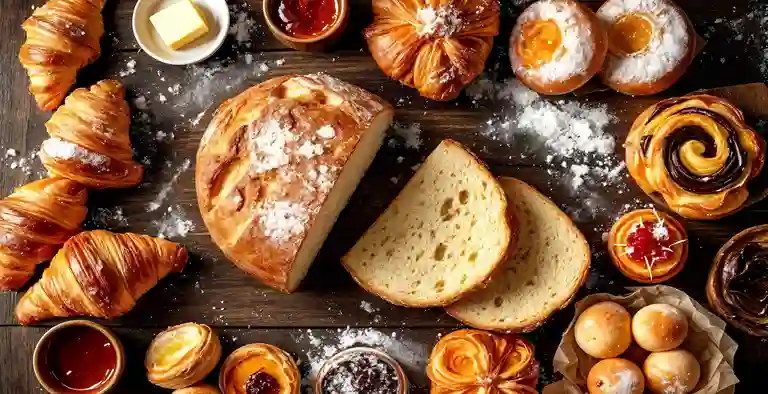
38, 325, 117, 393
271, 0, 340, 38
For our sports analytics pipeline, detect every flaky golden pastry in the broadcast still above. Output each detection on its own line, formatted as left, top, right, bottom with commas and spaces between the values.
219, 343, 300, 394
625, 95, 765, 219
174, 384, 221, 394
20, 0, 106, 110
607, 209, 688, 283
365, 0, 500, 101
0, 178, 87, 291
15, 230, 188, 325
39, 79, 144, 189
427, 329, 539, 394
146, 323, 222, 389
196, 74, 393, 292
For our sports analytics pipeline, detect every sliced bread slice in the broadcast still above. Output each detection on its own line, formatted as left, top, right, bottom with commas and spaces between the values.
342, 140, 511, 308
446, 177, 590, 332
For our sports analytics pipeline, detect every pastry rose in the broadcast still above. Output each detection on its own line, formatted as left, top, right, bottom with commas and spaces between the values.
427, 329, 539, 394
365, 0, 500, 101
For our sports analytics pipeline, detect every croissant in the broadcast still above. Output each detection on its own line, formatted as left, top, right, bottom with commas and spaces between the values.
39, 79, 144, 189
20, 0, 106, 110
15, 230, 188, 325
0, 178, 87, 291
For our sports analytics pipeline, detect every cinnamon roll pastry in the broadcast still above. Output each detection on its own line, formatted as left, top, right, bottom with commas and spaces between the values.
510, 0, 607, 95
607, 209, 688, 283
146, 323, 222, 389
707, 225, 768, 336
219, 344, 300, 394
427, 329, 539, 394
39, 79, 144, 189
625, 95, 765, 220
597, 0, 696, 96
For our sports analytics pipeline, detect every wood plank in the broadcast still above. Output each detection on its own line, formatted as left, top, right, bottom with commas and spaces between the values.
1, 324, 767, 393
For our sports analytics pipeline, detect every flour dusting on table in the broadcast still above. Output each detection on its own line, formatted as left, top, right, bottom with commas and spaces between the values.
154, 205, 194, 239
147, 158, 191, 212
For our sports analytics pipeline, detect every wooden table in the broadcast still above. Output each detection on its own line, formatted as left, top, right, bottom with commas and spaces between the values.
2, 0, 768, 392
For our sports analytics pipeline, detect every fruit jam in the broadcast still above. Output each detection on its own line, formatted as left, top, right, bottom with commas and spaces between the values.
625, 220, 676, 262
272, 0, 340, 38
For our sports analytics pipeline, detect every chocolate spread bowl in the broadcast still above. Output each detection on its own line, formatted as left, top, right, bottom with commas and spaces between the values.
315, 347, 409, 394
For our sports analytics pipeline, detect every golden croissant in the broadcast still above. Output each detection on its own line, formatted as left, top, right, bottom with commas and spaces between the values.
15, 230, 188, 325
39, 79, 144, 189
0, 178, 87, 291
20, 0, 106, 110
427, 329, 539, 394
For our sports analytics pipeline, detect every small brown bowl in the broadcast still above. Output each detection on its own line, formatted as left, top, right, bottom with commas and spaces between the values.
315, 347, 409, 394
33, 320, 125, 394
262, 0, 349, 51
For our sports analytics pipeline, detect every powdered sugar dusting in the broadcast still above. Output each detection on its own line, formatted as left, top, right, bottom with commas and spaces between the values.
249, 119, 295, 174
155, 205, 195, 239
259, 200, 309, 241
41, 138, 109, 167
388, 123, 423, 150
415, 6, 463, 37
147, 158, 191, 212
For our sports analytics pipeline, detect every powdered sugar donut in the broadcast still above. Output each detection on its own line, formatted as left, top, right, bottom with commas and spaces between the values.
510, 0, 607, 95
597, 0, 695, 96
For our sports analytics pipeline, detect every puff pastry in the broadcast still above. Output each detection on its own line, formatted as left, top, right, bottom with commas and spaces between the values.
707, 225, 768, 336
625, 95, 765, 219
510, 0, 607, 95
146, 323, 222, 389
39, 79, 144, 189
597, 0, 696, 96
365, 0, 499, 101
174, 384, 221, 394
219, 344, 300, 394
15, 230, 188, 325
20, 0, 105, 110
0, 178, 87, 291
427, 329, 539, 394
607, 209, 688, 283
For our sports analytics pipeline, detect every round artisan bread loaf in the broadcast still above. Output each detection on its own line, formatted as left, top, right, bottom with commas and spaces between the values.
446, 177, 590, 331
343, 140, 513, 308
196, 74, 394, 293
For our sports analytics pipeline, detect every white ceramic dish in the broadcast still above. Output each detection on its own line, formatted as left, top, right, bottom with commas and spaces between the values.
132, 0, 230, 65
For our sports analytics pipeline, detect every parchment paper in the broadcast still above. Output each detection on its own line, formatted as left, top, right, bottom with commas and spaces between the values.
543, 285, 739, 394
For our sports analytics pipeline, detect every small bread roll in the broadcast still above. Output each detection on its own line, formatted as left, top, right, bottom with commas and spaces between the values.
644, 350, 701, 394
587, 358, 644, 394
621, 343, 650, 367
632, 304, 689, 352
575, 301, 632, 358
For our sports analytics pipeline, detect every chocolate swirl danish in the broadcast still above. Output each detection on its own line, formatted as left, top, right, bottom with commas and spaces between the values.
626, 94, 765, 219
708, 225, 768, 336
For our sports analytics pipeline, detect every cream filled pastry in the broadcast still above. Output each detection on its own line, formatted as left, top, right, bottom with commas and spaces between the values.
597, 0, 695, 96
625, 95, 765, 219
510, 0, 607, 95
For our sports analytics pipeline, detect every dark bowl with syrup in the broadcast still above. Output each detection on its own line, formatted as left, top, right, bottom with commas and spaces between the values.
263, 0, 349, 51
33, 320, 125, 394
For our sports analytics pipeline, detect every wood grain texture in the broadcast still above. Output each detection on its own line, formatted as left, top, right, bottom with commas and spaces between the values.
2, 0, 768, 392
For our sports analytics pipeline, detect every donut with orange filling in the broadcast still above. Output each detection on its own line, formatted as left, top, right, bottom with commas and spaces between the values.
597, 0, 696, 96
509, 0, 607, 95
608, 209, 688, 283
625, 95, 765, 219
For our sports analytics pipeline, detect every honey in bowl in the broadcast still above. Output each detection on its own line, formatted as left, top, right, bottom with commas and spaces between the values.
38, 325, 118, 393
272, 0, 340, 38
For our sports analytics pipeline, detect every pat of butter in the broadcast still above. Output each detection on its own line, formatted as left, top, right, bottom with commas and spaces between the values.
149, 0, 210, 50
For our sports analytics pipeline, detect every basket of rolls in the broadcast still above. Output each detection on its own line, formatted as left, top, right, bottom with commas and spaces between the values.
543, 285, 738, 394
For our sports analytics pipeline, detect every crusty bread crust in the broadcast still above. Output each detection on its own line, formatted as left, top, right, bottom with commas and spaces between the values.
342, 140, 512, 308
195, 74, 393, 293
446, 177, 590, 332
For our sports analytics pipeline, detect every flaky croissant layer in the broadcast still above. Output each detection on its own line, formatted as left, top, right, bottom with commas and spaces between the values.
0, 178, 87, 291
15, 230, 188, 325
20, 0, 106, 110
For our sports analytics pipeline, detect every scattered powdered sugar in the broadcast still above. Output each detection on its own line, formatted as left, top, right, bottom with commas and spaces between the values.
88, 206, 129, 229
258, 200, 309, 241
359, 301, 377, 314
707, 2, 768, 78
249, 119, 295, 174
297, 140, 324, 159
147, 158, 191, 212
293, 328, 428, 391
415, 6, 463, 37
154, 205, 194, 239
118, 59, 136, 77
167, 84, 181, 96
41, 138, 109, 167
316, 125, 336, 139
388, 123, 423, 150
228, 2, 258, 45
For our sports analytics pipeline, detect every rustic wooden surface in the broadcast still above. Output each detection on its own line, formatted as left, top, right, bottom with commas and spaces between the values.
2, 0, 768, 392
